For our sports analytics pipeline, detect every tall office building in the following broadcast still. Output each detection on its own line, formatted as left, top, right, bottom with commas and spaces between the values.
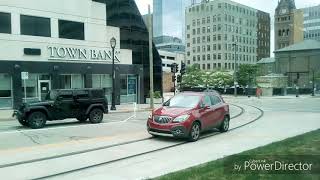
302, 5, 320, 41
150, 0, 188, 53
185, 0, 270, 71
257, 10, 271, 61
153, 0, 163, 37
153, 0, 187, 40
274, 0, 304, 50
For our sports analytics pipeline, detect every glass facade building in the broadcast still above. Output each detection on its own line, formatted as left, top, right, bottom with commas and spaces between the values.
95, 0, 163, 100
153, 0, 163, 38
152, 0, 188, 41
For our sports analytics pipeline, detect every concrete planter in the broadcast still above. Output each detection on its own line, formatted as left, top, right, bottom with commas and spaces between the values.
146, 98, 163, 104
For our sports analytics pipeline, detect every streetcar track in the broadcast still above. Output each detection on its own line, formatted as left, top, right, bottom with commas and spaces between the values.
35, 104, 262, 180
0, 104, 246, 170
0, 103, 258, 179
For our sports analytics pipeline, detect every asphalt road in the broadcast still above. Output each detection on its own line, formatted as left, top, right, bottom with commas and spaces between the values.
0, 98, 319, 180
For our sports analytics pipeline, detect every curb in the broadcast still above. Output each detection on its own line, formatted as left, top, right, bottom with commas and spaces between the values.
222, 96, 320, 99
109, 108, 152, 114
0, 109, 153, 122
0, 118, 15, 122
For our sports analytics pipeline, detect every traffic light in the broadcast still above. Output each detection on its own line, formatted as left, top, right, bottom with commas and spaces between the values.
180, 62, 186, 75
177, 75, 182, 83
171, 64, 175, 73
175, 63, 179, 73
172, 75, 176, 82
171, 63, 179, 74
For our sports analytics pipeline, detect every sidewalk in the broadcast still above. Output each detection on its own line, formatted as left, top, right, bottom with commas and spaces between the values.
0, 103, 161, 122
222, 94, 320, 99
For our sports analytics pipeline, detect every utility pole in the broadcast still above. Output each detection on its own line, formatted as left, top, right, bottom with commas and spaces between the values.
148, 5, 154, 109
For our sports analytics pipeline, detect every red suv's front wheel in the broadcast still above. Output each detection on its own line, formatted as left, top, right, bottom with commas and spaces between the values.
219, 116, 230, 132
189, 122, 200, 142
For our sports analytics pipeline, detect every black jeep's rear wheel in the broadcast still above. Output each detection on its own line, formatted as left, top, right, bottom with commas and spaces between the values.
89, 108, 103, 124
28, 111, 47, 129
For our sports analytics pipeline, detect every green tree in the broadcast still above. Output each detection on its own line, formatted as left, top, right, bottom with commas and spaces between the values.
237, 64, 258, 87
181, 65, 233, 88
208, 71, 233, 88
181, 65, 204, 87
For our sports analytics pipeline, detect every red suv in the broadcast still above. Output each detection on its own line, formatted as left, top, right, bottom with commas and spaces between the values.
147, 91, 230, 141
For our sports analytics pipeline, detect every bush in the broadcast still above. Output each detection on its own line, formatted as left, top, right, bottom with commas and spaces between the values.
147, 91, 162, 98
154, 91, 162, 98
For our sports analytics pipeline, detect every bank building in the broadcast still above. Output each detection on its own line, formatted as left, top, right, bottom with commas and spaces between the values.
0, 0, 163, 109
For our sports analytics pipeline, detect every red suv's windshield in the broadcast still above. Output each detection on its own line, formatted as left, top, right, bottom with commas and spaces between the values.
164, 94, 201, 108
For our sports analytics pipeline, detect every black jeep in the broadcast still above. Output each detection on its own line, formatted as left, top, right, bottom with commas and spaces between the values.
13, 89, 108, 129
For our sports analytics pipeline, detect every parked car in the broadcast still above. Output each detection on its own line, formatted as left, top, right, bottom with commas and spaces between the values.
13, 89, 108, 129
147, 91, 230, 141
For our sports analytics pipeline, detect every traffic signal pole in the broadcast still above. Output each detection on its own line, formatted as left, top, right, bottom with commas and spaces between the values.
171, 63, 179, 95
173, 77, 176, 95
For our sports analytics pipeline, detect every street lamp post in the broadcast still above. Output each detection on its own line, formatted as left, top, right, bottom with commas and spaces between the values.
233, 42, 237, 96
110, 37, 117, 111
312, 69, 315, 96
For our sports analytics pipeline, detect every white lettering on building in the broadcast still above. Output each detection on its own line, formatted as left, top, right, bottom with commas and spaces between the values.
48, 46, 120, 62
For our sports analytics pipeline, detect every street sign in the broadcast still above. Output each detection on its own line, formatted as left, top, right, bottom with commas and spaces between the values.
21, 72, 29, 103
21, 72, 29, 80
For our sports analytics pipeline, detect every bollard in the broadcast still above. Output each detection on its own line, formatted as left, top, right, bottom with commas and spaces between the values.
133, 103, 137, 118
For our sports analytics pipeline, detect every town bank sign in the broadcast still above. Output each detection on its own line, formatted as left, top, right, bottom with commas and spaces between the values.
48, 46, 120, 62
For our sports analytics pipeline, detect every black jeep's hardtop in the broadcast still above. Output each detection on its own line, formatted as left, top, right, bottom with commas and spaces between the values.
13, 88, 108, 129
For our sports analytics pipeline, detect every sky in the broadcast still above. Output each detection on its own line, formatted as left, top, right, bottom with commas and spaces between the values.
135, 0, 320, 56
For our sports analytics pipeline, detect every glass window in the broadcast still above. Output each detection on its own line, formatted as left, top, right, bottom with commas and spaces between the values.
0, 12, 11, 34
203, 96, 212, 107
62, 75, 71, 89
120, 75, 128, 95
20, 15, 51, 37
164, 95, 201, 108
120, 75, 137, 103
92, 74, 112, 101
22, 74, 38, 99
59, 94, 73, 100
71, 75, 84, 89
0, 74, 11, 97
0, 74, 12, 108
211, 95, 222, 105
127, 75, 137, 95
59, 20, 84, 40
61, 74, 84, 89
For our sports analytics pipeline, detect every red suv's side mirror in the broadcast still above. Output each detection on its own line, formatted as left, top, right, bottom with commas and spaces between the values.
200, 103, 209, 109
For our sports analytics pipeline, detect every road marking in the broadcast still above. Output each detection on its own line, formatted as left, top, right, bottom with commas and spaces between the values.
0, 131, 148, 155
